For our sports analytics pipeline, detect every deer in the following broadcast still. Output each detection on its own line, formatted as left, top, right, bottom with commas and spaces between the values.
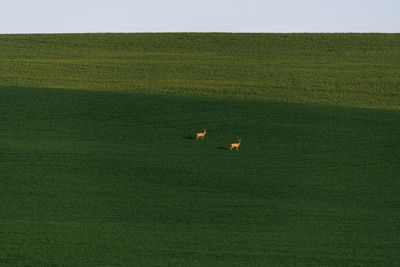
196, 129, 207, 141
229, 138, 241, 151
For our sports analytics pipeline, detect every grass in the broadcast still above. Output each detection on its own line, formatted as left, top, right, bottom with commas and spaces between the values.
1, 85, 399, 265
1, 33, 399, 265
1, 33, 400, 109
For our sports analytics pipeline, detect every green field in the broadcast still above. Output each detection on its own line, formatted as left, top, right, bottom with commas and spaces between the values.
1, 34, 400, 265
1, 33, 400, 109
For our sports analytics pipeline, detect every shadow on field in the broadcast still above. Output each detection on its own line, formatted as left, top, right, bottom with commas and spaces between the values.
216, 146, 229, 151
184, 135, 195, 140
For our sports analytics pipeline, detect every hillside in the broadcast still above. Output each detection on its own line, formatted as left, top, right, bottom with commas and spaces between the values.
0, 34, 399, 265
1, 33, 399, 109
1, 85, 399, 265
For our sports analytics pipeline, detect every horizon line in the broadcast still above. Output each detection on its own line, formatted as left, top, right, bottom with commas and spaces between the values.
1, 31, 399, 35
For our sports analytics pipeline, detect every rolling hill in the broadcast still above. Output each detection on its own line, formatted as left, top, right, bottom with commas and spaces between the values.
0, 34, 399, 265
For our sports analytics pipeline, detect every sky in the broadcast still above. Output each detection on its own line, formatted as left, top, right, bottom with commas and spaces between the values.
1, 0, 399, 33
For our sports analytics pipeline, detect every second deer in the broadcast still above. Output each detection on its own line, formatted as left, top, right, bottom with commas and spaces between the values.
229, 138, 241, 151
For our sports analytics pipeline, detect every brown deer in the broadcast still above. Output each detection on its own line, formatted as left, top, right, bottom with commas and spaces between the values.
229, 138, 241, 151
196, 129, 207, 141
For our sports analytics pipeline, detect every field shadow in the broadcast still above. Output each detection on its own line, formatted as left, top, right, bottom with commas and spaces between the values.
216, 146, 228, 151
184, 135, 195, 140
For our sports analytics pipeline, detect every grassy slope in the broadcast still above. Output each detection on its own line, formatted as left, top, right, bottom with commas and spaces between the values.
1, 86, 399, 265
0, 33, 399, 109
1, 34, 399, 265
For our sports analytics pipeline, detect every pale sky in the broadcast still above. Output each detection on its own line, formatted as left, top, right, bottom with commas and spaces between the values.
1, 0, 399, 33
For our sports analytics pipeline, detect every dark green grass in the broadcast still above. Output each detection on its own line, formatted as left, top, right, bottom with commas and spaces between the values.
1, 86, 399, 265
1, 33, 399, 109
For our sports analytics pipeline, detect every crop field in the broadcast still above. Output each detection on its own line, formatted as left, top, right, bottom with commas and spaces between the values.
0, 34, 400, 265
1, 33, 399, 109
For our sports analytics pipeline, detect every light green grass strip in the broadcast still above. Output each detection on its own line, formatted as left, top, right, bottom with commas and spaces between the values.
0, 33, 399, 109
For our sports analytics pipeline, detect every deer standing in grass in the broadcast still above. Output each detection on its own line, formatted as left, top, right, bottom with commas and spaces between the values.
196, 129, 207, 141
229, 138, 241, 151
